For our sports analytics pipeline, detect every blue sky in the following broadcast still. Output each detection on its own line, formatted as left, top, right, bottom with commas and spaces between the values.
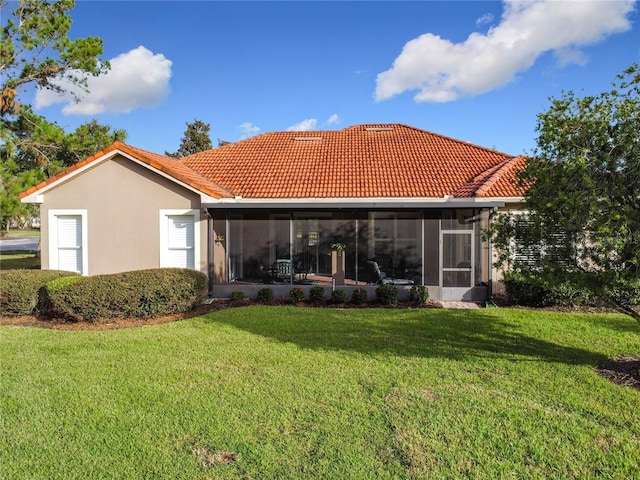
28, 0, 640, 156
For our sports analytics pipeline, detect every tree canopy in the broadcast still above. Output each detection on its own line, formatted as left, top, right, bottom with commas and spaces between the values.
0, 0, 118, 230
490, 64, 640, 322
1, 0, 108, 115
0, 109, 127, 230
165, 119, 213, 158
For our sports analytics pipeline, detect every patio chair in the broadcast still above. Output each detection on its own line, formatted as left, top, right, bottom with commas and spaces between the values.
363, 259, 414, 285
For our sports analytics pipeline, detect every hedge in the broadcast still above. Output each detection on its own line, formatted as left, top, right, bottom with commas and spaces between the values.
376, 284, 399, 306
39, 268, 207, 322
409, 285, 429, 305
330, 289, 346, 304
503, 272, 598, 308
256, 288, 273, 303
309, 286, 324, 304
351, 288, 368, 305
0, 270, 79, 316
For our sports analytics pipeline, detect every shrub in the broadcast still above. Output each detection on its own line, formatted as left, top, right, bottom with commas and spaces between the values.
607, 285, 640, 308
0, 269, 79, 316
376, 284, 399, 306
309, 286, 325, 304
351, 287, 368, 305
545, 282, 595, 308
37, 276, 85, 315
289, 287, 305, 304
256, 287, 273, 303
503, 272, 599, 308
230, 290, 245, 303
330, 289, 346, 304
409, 285, 429, 305
503, 272, 550, 307
39, 268, 207, 322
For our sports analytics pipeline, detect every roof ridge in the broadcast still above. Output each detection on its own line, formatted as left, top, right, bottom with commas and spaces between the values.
407, 125, 513, 157
341, 123, 513, 157
475, 155, 527, 198
117, 143, 236, 198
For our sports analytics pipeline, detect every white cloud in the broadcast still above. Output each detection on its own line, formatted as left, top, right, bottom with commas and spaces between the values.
375, 0, 635, 103
553, 47, 589, 67
287, 118, 318, 131
327, 113, 340, 125
35, 46, 172, 114
237, 122, 261, 139
476, 13, 495, 27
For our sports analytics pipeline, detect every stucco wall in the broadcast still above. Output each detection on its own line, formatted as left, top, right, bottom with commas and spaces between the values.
39, 155, 207, 276
490, 202, 525, 297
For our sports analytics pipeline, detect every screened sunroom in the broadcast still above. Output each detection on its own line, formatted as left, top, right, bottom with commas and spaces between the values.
207, 207, 492, 301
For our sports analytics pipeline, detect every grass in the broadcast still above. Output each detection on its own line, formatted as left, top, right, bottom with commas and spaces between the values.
0, 251, 40, 270
1, 231, 40, 270
2, 229, 41, 237
1, 307, 639, 479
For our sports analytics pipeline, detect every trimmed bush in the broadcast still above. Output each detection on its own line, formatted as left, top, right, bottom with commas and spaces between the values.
376, 284, 399, 306
0, 269, 79, 316
37, 276, 85, 315
503, 273, 550, 307
309, 286, 325, 304
351, 287, 368, 305
409, 285, 429, 305
230, 290, 245, 303
289, 287, 305, 304
256, 287, 273, 303
330, 289, 346, 304
39, 268, 207, 322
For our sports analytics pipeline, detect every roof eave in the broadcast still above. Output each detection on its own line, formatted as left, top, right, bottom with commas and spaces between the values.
202, 196, 514, 209
20, 148, 224, 204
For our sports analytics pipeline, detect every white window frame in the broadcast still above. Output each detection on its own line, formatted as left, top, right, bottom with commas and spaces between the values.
48, 209, 89, 275
159, 209, 200, 270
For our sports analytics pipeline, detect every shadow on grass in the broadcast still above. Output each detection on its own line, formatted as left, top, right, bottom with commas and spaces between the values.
207, 307, 609, 366
0, 251, 40, 270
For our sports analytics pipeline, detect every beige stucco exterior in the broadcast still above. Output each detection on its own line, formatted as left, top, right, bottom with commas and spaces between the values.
38, 155, 208, 276
489, 201, 525, 297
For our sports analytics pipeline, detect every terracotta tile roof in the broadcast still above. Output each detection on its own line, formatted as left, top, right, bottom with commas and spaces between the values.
453, 155, 528, 198
477, 155, 529, 198
20, 124, 526, 201
20, 141, 234, 200
183, 124, 524, 199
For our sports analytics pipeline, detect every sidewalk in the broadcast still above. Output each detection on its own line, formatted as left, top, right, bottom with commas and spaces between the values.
435, 301, 482, 309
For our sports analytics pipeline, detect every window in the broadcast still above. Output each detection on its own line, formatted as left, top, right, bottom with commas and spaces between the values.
48, 210, 88, 275
160, 209, 200, 269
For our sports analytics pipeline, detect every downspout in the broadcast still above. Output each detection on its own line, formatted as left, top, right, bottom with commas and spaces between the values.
203, 208, 214, 297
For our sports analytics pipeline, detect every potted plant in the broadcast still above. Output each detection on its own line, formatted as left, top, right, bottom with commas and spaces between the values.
330, 242, 346, 285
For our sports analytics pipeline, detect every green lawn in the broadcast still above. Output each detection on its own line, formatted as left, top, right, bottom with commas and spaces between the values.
1, 307, 639, 479
0, 232, 41, 270
2, 229, 41, 237
0, 250, 40, 270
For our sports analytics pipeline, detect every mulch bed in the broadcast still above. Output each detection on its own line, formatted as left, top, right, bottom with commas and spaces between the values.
596, 355, 640, 392
0, 303, 226, 331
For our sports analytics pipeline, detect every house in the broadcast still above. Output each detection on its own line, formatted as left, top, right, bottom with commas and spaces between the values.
20, 124, 526, 301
